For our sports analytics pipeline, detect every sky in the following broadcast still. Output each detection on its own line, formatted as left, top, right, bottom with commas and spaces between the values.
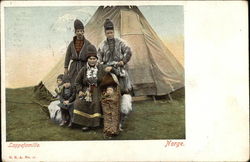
4, 6, 183, 88
5, 6, 183, 52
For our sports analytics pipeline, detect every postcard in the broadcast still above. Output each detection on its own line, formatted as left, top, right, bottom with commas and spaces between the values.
1, 1, 248, 161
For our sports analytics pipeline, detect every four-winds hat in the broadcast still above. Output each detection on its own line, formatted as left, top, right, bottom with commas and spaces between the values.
74, 19, 84, 30
62, 74, 71, 83
57, 74, 64, 80
104, 18, 114, 30
86, 44, 98, 59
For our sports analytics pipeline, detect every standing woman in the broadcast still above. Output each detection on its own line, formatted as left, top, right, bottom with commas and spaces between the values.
64, 19, 92, 84
73, 45, 112, 131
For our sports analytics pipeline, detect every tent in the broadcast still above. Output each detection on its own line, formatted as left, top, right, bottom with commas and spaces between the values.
39, 6, 184, 97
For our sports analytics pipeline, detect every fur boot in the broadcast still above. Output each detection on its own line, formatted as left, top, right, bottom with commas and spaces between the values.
119, 94, 132, 131
120, 94, 132, 115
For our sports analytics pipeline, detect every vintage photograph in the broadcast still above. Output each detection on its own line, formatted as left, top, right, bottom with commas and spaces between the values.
2, 1, 248, 161
4, 5, 185, 141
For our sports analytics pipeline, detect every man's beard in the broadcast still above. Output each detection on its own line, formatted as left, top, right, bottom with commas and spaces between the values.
77, 35, 84, 40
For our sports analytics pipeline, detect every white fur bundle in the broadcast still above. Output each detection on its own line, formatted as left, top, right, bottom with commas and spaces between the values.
120, 94, 132, 115
48, 100, 62, 123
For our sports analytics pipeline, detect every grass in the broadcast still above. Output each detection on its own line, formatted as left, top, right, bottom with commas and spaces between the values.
6, 87, 185, 141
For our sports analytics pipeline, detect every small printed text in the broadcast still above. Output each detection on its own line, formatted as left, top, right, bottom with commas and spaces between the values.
165, 140, 184, 148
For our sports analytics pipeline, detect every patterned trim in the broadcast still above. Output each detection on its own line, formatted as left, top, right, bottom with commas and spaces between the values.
73, 109, 102, 118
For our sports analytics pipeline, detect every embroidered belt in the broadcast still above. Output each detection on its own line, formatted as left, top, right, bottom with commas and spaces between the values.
73, 109, 102, 118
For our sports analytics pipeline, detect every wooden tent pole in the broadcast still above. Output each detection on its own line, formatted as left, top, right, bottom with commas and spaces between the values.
168, 93, 173, 101
152, 96, 156, 103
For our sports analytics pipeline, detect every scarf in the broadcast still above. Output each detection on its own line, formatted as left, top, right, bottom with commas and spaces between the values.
86, 63, 98, 86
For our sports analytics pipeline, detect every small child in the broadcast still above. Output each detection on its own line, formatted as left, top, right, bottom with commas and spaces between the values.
103, 86, 115, 98
101, 86, 120, 139
58, 75, 76, 127
54, 74, 64, 99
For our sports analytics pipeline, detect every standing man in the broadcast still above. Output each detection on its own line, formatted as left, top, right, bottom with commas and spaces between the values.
97, 19, 133, 130
64, 19, 93, 84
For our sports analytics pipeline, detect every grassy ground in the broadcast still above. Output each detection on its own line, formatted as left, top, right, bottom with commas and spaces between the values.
6, 87, 185, 141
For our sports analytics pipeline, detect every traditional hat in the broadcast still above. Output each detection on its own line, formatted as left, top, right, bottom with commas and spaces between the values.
86, 44, 98, 59
62, 75, 71, 83
57, 74, 64, 80
74, 19, 84, 30
104, 18, 114, 30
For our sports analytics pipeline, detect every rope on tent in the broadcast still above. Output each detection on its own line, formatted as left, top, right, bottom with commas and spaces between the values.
6, 100, 48, 107
152, 96, 156, 103
168, 94, 173, 101
32, 100, 49, 108
167, 80, 174, 102
32, 100, 50, 118
6, 99, 49, 117
6, 100, 34, 104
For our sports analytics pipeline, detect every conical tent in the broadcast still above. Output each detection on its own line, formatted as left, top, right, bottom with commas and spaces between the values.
41, 6, 184, 97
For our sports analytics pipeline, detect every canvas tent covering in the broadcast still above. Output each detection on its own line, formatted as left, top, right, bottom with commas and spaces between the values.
40, 6, 184, 97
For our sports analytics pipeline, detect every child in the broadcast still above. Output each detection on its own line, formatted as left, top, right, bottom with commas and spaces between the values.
54, 74, 64, 98
103, 86, 132, 132
103, 86, 115, 98
58, 75, 76, 127
47, 74, 64, 124
101, 85, 120, 138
